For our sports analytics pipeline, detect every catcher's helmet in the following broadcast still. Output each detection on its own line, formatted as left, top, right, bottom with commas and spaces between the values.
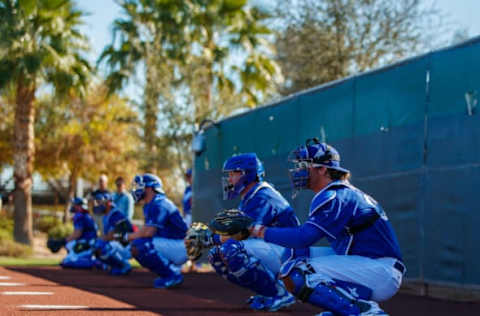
131, 173, 164, 202
288, 138, 349, 193
92, 192, 114, 214
70, 197, 88, 213
222, 153, 265, 200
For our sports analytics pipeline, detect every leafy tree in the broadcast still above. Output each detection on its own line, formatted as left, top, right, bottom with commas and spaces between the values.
0, 0, 91, 244
34, 85, 139, 222
274, 0, 443, 95
98, 0, 190, 173
99, 0, 279, 176
183, 0, 279, 122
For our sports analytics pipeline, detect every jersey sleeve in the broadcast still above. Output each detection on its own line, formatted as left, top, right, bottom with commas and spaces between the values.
144, 202, 167, 228
264, 223, 323, 248
243, 198, 277, 226
306, 197, 352, 240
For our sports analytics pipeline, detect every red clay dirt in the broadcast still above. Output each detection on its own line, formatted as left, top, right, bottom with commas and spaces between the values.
0, 266, 479, 315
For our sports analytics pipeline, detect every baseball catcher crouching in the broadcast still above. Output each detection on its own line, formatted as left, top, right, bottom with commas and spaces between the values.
60, 197, 98, 269
206, 153, 302, 312
92, 192, 132, 276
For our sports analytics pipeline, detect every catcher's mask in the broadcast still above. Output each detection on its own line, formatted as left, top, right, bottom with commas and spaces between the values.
222, 153, 265, 200
288, 138, 348, 197
70, 197, 88, 213
93, 192, 114, 214
131, 173, 164, 203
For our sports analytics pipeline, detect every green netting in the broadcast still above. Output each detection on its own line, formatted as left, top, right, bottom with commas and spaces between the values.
193, 37, 480, 287
297, 80, 355, 143
429, 41, 480, 117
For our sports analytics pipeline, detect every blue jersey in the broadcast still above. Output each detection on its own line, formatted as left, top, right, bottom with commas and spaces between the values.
239, 182, 300, 228
182, 186, 192, 216
306, 181, 402, 260
102, 208, 128, 236
73, 212, 97, 240
143, 193, 188, 239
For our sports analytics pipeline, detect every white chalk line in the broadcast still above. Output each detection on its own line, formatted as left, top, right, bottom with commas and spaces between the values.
18, 304, 89, 310
3, 291, 53, 295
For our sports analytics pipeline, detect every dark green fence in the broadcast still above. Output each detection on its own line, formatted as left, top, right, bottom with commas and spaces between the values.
192, 37, 480, 287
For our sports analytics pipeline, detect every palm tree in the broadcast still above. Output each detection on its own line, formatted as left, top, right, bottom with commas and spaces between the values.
99, 0, 279, 172
0, 0, 91, 245
98, 0, 190, 173
186, 0, 279, 121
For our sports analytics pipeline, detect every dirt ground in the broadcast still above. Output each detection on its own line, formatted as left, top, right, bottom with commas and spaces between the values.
0, 265, 479, 316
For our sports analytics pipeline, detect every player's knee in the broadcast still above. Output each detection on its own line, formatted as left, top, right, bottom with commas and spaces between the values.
284, 269, 313, 301
208, 247, 221, 264
219, 239, 244, 263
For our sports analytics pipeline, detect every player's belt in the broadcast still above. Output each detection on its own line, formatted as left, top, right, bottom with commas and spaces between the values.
393, 260, 406, 274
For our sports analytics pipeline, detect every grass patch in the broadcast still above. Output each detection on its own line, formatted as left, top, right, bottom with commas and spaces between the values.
0, 256, 61, 266
0, 256, 141, 268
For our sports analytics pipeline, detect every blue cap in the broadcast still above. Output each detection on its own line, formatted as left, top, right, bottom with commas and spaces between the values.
293, 142, 349, 173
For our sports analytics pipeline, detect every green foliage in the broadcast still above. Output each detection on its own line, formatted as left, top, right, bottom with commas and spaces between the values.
36, 216, 62, 234
0, 214, 32, 258
99, 0, 278, 179
0, 213, 14, 234
0, 239, 33, 258
34, 84, 139, 204
47, 223, 74, 239
0, 0, 92, 244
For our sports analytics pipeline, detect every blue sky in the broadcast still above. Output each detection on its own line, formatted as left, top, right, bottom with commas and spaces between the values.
78, 0, 480, 65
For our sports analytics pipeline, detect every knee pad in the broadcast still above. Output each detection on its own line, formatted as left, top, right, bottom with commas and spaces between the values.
208, 247, 228, 277
132, 238, 173, 277
218, 240, 283, 297
219, 239, 249, 271
283, 268, 314, 302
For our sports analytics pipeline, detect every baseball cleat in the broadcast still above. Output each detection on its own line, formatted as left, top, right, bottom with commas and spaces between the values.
260, 293, 296, 312
247, 295, 266, 310
357, 300, 389, 316
153, 273, 184, 289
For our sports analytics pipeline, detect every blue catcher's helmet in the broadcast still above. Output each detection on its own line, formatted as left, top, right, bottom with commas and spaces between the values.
222, 153, 265, 200
185, 168, 192, 177
288, 138, 349, 195
131, 173, 164, 203
70, 197, 88, 213
92, 192, 114, 214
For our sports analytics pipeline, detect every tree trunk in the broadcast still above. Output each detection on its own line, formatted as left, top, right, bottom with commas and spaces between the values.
64, 171, 77, 223
143, 64, 160, 173
13, 79, 36, 246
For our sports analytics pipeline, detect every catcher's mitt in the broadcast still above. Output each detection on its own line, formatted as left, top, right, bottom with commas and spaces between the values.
113, 219, 134, 246
46, 238, 66, 253
209, 209, 253, 240
184, 222, 213, 261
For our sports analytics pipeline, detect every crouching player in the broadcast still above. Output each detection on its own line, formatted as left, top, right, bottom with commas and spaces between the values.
123, 173, 188, 288
209, 153, 300, 312
61, 197, 97, 269
249, 139, 404, 316
92, 192, 132, 275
